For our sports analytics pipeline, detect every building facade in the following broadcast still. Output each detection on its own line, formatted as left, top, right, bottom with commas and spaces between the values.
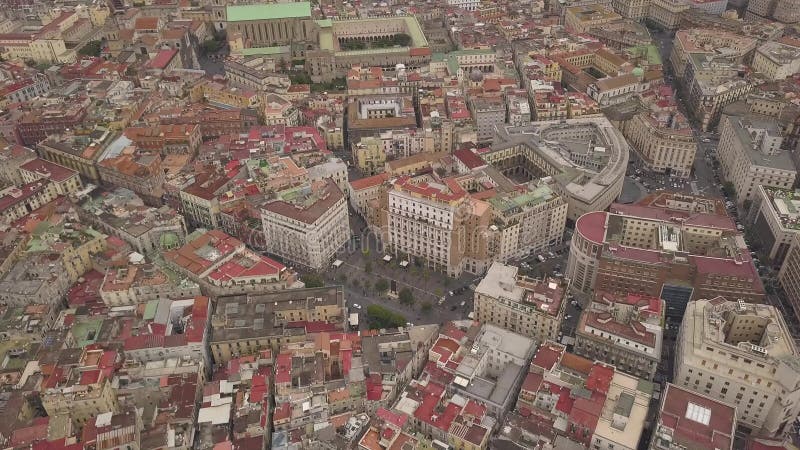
675, 298, 800, 439
474, 263, 567, 343
261, 179, 350, 271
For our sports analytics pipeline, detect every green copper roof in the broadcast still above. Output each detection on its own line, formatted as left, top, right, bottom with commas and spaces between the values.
226, 2, 312, 22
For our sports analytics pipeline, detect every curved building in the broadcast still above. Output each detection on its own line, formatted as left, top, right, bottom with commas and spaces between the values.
566, 193, 764, 320
488, 117, 629, 221
567, 210, 607, 294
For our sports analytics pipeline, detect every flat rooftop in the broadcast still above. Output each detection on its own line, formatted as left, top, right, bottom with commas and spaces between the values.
226, 2, 312, 22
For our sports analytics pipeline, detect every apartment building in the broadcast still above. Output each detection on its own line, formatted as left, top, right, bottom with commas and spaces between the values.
42, 373, 120, 426
752, 40, 800, 81
575, 292, 665, 380
647, 0, 690, 29
675, 298, 800, 439
0, 180, 58, 223
18, 158, 82, 197
568, 193, 764, 320
564, 4, 623, 33
78, 187, 187, 256
620, 105, 696, 179
613, 0, 652, 19
488, 182, 568, 259
517, 341, 652, 449
778, 235, 800, 325
387, 176, 470, 277
716, 101, 797, 204
470, 97, 505, 143
261, 179, 350, 271
749, 186, 800, 267
474, 262, 567, 343
422, 322, 537, 421
100, 262, 200, 307
0, 144, 35, 186
650, 383, 736, 450
164, 229, 301, 296
348, 173, 389, 217
97, 146, 166, 206
209, 287, 345, 364
746, 0, 800, 23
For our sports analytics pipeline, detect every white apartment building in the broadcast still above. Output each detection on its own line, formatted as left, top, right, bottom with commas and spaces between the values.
675, 298, 800, 439
716, 102, 797, 204
447, 0, 481, 10
474, 263, 568, 342
621, 111, 696, 179
387, 178, 463, 277
261, 179, 351, 271
751, 40, 800, 81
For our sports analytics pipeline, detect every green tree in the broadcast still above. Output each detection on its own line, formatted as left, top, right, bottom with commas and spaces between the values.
200, 39, 221, 55
399, 287, 414, 306
300, 273, 324, 288
375, 278, 389, 293
421, 301, 433, 313
366, 305, 406, 329
79, 40, 103, 57
365, 261, 372, 273
722, 182, 736, 198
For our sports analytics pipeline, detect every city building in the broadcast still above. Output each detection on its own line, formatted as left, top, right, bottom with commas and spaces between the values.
489, 117, 629, 221
18, 158, 82, 196
100, 262, 200, 307
568, 193, 764, 321
515, 341, 653, 449
675, 298, 800, 439
474, 262, 567, 343
650, 383, 736, 450
778, 236, 800, 326
261, 179, 350, 271
746, 0, 800, 23
574, 292, 665, 380
647, 0, 690, 29
749, 186, 800, 267
164, 229, 302, 296
716, 101, 797, 205
613, 0, 652, 20
470, 97, 505, 143
564, 5, 624, 33
616, 87, 697, 179
209, 286, 345, 363
751, 40, 800, 81
77, 188, 187, 256
419, 322, 537, 420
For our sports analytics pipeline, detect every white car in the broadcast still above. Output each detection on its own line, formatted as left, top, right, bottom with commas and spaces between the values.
565, 315, 572, 320
405, 322, 414, 327
352, 303, 362, 309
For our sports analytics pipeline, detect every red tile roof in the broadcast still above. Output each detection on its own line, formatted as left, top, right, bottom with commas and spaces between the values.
453, 148, 487, 170
659, 383, 735, 450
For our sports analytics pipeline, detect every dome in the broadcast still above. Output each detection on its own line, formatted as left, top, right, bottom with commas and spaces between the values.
632, 67, 644, 78
469, 68, 484, 82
